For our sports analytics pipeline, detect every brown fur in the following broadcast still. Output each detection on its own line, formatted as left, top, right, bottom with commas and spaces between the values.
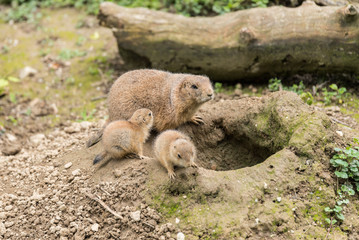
93, 108, 153, 164
154, 130, 197, 179
108, 69, 214, 132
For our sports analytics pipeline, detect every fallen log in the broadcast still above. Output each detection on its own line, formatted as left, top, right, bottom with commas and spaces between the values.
99, 2, 359, 82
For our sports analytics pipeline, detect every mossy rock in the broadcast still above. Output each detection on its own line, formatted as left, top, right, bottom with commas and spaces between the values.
64, 91, 354, 239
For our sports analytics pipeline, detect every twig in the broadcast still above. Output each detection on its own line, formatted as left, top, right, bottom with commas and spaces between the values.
325, 217, 333, 240
316, 81, 328, 90
302, 225, 312, 236
143, 222, 155, 229
97, 68, 109, 88
84, 191, 123, 219
91, 95, 107, 101
330, 117, 351, 127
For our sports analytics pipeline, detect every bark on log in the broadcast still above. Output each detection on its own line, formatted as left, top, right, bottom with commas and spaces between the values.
99, 2, 359, 82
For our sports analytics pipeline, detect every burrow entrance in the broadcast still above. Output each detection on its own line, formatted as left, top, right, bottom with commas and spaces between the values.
196, 134, 276, 171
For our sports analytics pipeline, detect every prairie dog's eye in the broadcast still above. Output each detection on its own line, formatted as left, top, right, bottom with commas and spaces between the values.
191, 84, 198, 89
177, 154, 182, 159
148, 112, 152, 116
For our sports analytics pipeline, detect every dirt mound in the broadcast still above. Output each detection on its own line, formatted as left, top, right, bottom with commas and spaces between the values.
1, 91, 358, 239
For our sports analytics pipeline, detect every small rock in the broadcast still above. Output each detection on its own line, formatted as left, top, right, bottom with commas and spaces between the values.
64, 126, 80, 134
4, 205, 13, 211
4, 222, 14, 228
29, 98, 53, 116
0, 222, 6, 234
64, 162, 73, 169
113, 170, 122, 178
80, 121, 92, 130
177, 232, 185, 240
59, 205, 66, 211
30, 191, 45, 201
30, 134, 45, 145
130, 211, 141, 221
59, 228, 70, 236
263, 182, 268, 189
19, 66, 37, 79
175, 218, 180, 224
277, 197, 282, 202
5, 133, 17, 142
336, 130, 344, 137
0, 212, 7, 219
1, 144, 21, 156
159, 236, 165, 240
72, 169, 81, 176
91, 223, 99, 232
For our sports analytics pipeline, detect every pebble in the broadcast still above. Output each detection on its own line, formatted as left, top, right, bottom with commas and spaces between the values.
64, 162, 73, 169
175, 218, 180, 224
64, 126, 80, 134
91, 223, 99, 232
4, 222, 14, 228
59, 228, 70, 236
30, 134, 46, 145
80, 121, 92, 130
0, 212, 7, 219
177, 232, 185, 240
130, 211, 141, 221
4, 205, 13, 211
336, 130, 344, 137
19, 66, 37, 79
0, 222, 6, 234
5, 133, 17, 142
277, 197, 282, 202
30, 191, 44, 201
72, 169, 81, 176
1, 144, 21, 156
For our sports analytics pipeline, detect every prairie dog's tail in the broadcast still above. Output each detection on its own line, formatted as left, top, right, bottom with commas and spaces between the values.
87, 131, 103, 148
87, 121, 109, 148
93, 152, 106, 164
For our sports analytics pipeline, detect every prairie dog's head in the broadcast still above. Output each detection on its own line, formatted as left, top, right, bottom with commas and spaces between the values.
170, 139, 196, 167
130, 108, 154, 128
180, 75, 214, 103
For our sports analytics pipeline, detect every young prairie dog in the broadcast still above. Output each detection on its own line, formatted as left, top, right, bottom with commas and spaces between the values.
93, 108, 153, 164
154, 130, 197, 179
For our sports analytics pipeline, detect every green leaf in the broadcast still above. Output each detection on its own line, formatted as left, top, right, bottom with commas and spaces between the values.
333, 205, 342, 213
337, 199, 349, 205
338, 87, 347, 95
329, 84, 338, 91
324, 207, 333, 212
350, 166, 358, 172
334, 159, 348, 167
9, 92, 16, 103
325, 218, 331, 224
336, 213, 345, 221
7, 76, 20, 82
331, 219, 337, 225
0, 78, 9, 88
348, 188, 355, 196
335, 171, 348, 179
341, 184, 355, 195
334, 148, 342, 152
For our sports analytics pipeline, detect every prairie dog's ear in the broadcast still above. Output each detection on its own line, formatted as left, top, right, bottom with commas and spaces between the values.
181, 79, 190, 88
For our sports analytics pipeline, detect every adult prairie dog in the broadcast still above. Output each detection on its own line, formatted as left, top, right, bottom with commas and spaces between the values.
108, 69, 214, 131
93, 108, 153, 164
154, 130, 197, 179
